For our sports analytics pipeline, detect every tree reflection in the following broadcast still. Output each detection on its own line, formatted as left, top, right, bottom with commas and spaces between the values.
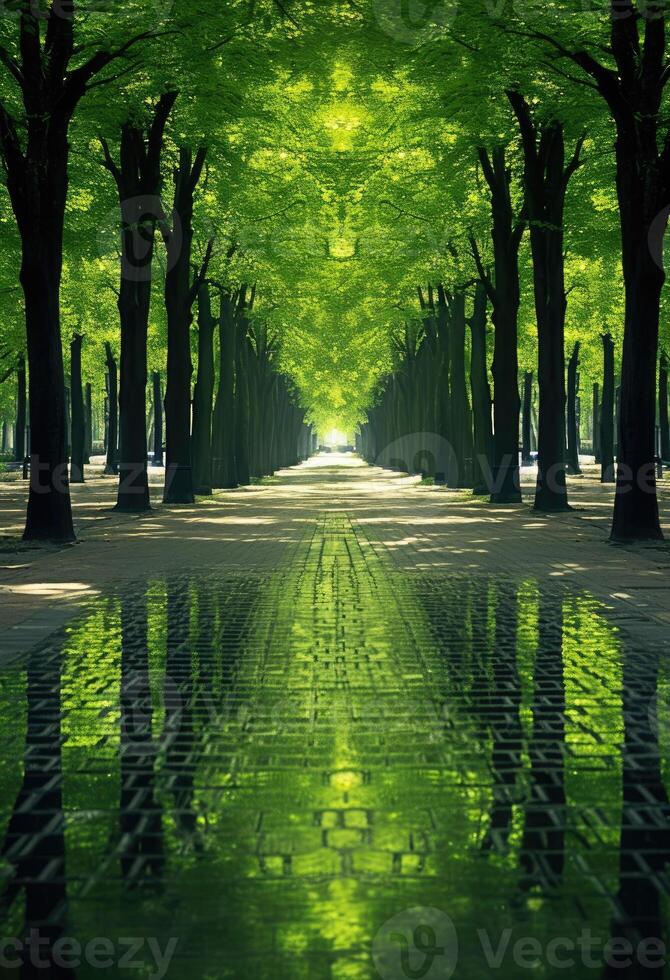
0, 646, 73, 977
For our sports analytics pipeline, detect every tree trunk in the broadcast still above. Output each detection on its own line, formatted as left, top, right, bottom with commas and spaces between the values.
69, 334, 86, 484
566, 342, 581, 475
235, 325, 251, 487
192, 284, 216, 494
211, 292, 237, 488
593, 383, 601, 463
659, 353, 670, 462
104, 343, 119, 476
601, 334, 615, 484
152, 372, 163, 467
506, 96, 582, 513
448, 291, 473, 487
14, 356, 26, 464
521, 371, 533, 466
475, 147, 523, 503
116, 277, 151, 510
9, 139, 75, 538
84, 382, 92, 464
469, 282, 494, 495
162, 147, 207, 505
100, 93, 178, 513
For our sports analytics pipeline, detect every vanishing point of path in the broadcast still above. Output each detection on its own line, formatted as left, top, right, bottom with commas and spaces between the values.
0, 455, 668, 978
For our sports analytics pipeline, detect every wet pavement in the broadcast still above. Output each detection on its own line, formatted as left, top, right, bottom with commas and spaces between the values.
0, 503, 669, 977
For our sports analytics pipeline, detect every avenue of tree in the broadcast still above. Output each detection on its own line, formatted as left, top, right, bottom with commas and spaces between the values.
0, 0, 669, 542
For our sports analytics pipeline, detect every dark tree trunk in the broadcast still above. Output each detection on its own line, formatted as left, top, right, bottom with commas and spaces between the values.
448, 291, 473, 487
69, 334, 86, 483
104, 343, 119, 476
14, 356, 26, 463
521, 371, 533, 466
211, 292, 238, 488
593, 382, 601, 463
152, 372, 163, 467
507, 94, 583, 512
472, 147, 523, 503
601, 333, 615, 484
84, 382, 92, 464
566, 342, 581, 475
469, 282, 494, 495
162, 147, 208, 505
660, 353, 670, 462
235, 323, 251, 487
100, 92, 178, 513
192, 283, 216, 494
1, 421, 8, 453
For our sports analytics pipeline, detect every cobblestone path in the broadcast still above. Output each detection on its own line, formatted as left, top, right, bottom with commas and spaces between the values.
0, 511, 668, 978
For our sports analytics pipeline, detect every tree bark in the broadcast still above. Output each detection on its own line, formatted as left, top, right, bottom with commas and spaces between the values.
472, 147, 523, 503
469, 282, 494, 495
566, 342, 581, 475
659, 353, 669, 462
14, 356, 26, 464
211, 291, 238, 488
601, 333, 616, 484
593, 382, 601, 463
192, 284, 216, 494
69, 334, 86, 483
162, 147, 208, 504
151, 372, 163, 467
104, 343, 119, 476
521, 371, 533, 466
235, 307, 251, 487
447, 291, 473, 488
84, 382, 92, 464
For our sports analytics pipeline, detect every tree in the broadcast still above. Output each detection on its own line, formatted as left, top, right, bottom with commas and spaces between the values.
100, 91, 178, 512
507, 91, 584, 511
0, 2, 158, 540
470, 147, 524, 504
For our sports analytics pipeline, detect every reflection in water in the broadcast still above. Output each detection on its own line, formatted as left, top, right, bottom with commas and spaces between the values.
520, 592, 566, 892
119, 590, 164, 887
0, 516, 667, 978
603, 640, 670, 978
0, 646, 73, 976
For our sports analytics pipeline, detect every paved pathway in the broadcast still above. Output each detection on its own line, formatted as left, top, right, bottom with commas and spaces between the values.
0, 456, 668, 978
2, 454, 670, 659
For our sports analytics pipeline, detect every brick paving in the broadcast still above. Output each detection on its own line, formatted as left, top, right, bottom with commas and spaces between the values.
0, 456, 669, 977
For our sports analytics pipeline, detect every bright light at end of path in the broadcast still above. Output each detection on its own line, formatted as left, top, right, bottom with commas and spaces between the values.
326, 429, 346, 446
